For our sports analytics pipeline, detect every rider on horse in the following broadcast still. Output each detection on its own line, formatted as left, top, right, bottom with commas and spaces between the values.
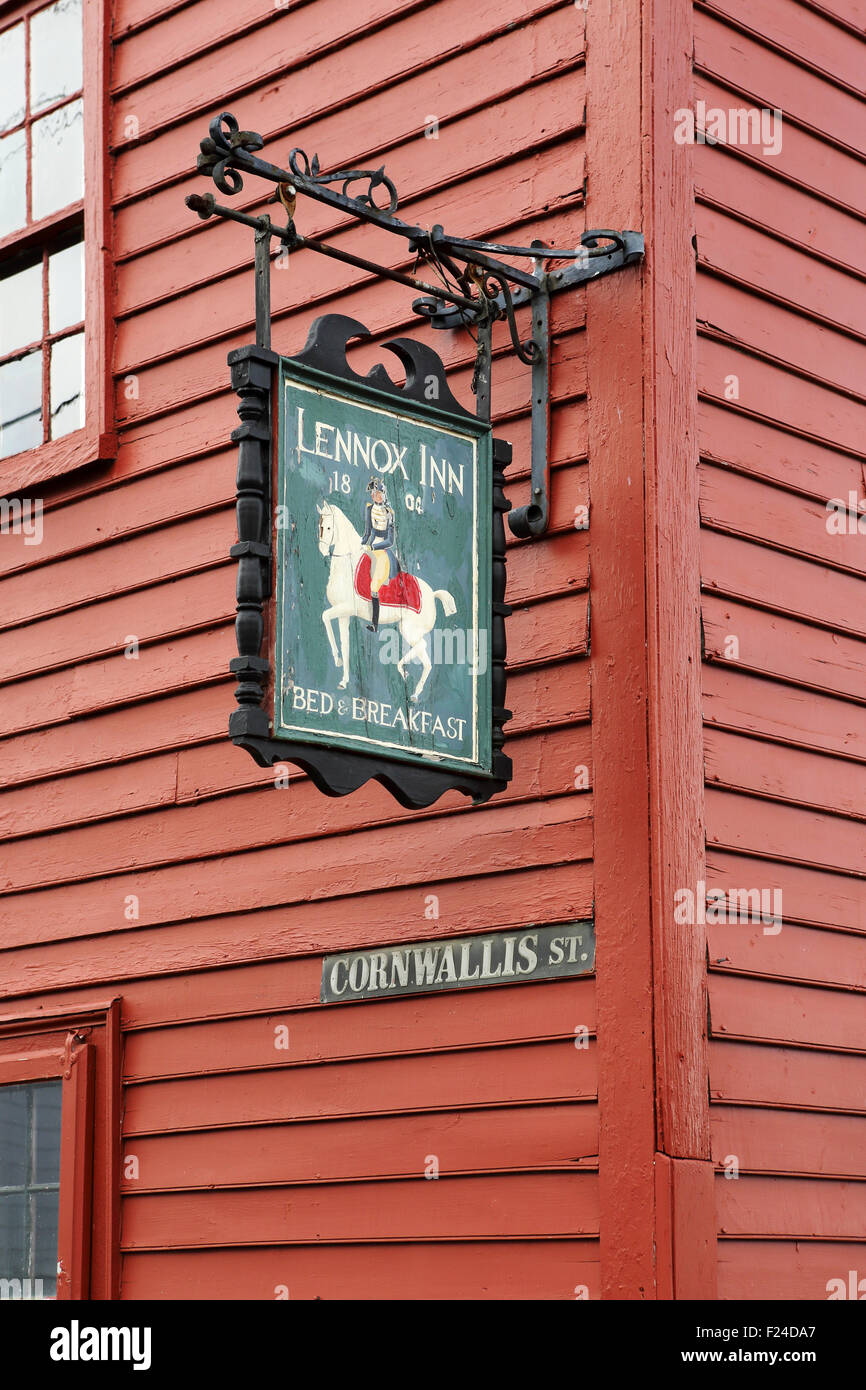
361, 476, 399, 632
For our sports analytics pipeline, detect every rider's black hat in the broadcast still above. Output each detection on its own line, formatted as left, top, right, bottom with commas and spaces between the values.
367, 476, 386, 496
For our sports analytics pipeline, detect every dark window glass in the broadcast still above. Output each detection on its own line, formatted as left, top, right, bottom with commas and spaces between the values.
0, 1080, 62, 1299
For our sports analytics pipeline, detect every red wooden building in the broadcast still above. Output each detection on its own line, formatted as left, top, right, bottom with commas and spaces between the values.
0, 0, 863, 1301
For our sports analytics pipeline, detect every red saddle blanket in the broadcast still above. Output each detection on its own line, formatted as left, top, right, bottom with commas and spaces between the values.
354, 554, 422, 613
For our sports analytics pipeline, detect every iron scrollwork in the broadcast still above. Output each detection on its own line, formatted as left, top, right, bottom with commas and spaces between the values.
287, 149, 399, 216
191, 109, 644, 542
197, 112, 265, 195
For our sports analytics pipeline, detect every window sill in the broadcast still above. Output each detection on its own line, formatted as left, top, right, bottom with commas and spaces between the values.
0, 425, 116, 498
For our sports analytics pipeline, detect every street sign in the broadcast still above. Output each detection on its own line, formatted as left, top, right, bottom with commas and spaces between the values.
227, 315, 513, 807
321, 921, 596, 1003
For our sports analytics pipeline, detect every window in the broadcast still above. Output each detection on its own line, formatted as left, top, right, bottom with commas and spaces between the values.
0, 234, 85, 456
0, 1080, 62, 1298
0, 0, 113, 495
0, 1002, 120, 1300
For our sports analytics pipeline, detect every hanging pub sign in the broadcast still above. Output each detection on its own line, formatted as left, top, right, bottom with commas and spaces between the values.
226, 315, 513, 808
188, 112, 641, 807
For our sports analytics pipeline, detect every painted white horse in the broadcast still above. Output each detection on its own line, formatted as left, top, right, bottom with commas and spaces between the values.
316, 500, 456, 701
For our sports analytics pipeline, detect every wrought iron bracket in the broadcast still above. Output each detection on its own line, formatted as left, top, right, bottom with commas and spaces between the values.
188, 112, 645, 539
413, 236, 644, 536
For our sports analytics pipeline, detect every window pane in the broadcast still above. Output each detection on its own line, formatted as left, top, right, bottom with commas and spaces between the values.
33, 1082, 62, 1186
30, 0, 83, 114
48, 238, 83, 333
0, 23, 26, 133
0, 1086, 29, 1187
0, 350, 42, 458
0, 1083, 61, 1296
0, 127, 26, 239
0, 260, 43, 356
0, 1192, 28, 1280
50, 331, 83, 438
32, 1189, 60, 1292
31, 98, 83, 221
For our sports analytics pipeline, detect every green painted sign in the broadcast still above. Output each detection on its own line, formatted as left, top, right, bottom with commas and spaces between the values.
274, 357, 494, 777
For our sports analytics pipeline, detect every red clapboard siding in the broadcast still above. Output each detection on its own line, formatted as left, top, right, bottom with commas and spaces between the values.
704, 727, 866, 819
0, 501, 589, 680
0, 803, 593, 949
118, 136, 583, 316
0, 752, 180, 841
123, 977, 597, 1081
709, 973, 866, 1052
698, 402, 866, 501
707, 922, 866, 992
122, 1042, 598, 1134
717, 1240, 866, 1301
112, 0, 378, 92
696, 206, 866, 334
120, 1104, 599, 1191
0, 669, 591, 838
693, 75, 863, 211
120, 1240, 602, 1300
0, 510, 234, 630
712, 1106, 866, 1178
114, 7, 584, 268
702, 531, 866, 639
0, 567, 234, 684
703, 664, 866, 762
0, 898, 581, 1025
115, 74, 582, 263
702, 595, 866, 702
115, 111, 585, 366
698, 340, 866, 456
0, 861, 594, 1003
709, 1040, 866, 1113
694, 9, 866, 152
696, 0, 865, 89
0, 452, 235, 579
0, 0, 606, 1300
717, 1175, 866, 1240
697, 274, 866, 397
705, 786, 866, 875
0, 583, 588, 741
120, 1172, 600, 1248
0, 652, 588, 803
115, 297, 585, 428
111, 0, 579, 196
0, 682, 231, 787
697, 0, 866, 1287
694, 147, 866, 277
706, 850, 866, 934
105, 385, 586, 496
700, 465, 866, 576
0, 728, 591, 894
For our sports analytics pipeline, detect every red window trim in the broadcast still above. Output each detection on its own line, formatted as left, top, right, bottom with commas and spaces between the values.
0, 0, 115, 498
0, 999, 121, 1300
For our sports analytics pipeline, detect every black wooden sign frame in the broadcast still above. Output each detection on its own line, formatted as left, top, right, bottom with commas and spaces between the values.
227, 314, 513, 809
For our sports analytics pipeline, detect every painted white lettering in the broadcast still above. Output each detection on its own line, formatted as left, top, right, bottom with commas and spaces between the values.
458, 942, 480, 980
329, 959, 349, 996
517, 933, 539, 974
315, 422, 335, 458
